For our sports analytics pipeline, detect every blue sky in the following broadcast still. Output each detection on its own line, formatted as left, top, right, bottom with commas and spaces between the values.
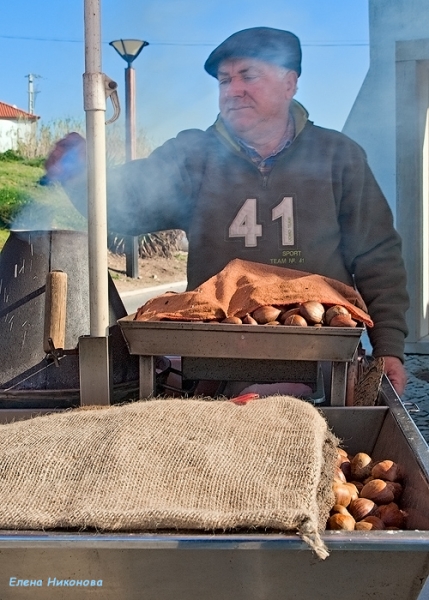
1, 0, 370, 147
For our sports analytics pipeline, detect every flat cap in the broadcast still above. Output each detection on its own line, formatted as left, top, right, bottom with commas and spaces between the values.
204, 27, 302, 78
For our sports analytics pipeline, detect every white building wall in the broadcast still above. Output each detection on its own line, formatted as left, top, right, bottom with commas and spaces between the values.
343, 0, 429, 219
0, 120, 34, 152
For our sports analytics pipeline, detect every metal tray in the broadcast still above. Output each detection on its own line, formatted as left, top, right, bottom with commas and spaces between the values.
118, 315, 364, 361
118, 315, 364, 403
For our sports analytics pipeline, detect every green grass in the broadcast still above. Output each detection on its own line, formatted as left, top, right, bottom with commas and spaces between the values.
0, 159, 43, 192
0, 152, 87, 241
0, 229, 9, 250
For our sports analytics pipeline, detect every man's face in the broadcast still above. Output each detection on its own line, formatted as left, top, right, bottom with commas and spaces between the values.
217, 57, 297, 139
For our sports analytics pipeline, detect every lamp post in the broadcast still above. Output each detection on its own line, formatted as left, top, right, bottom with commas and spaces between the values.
109, 39, 149, 278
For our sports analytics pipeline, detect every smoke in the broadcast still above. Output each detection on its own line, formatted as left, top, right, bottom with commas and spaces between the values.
10, 184, 87, 233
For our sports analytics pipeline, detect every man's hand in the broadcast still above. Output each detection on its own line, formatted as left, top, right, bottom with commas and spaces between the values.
40, 132, 86, 186
382, 356, 407, 396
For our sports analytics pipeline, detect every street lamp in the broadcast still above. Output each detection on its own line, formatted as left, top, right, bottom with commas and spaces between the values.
109, 39, 149, 278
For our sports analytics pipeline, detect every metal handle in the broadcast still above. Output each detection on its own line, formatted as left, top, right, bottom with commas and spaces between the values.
403, 401, 420, 414
104, 74, 120, 124
43, 270, 68, 354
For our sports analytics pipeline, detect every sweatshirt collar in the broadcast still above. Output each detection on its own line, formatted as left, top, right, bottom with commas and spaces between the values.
213, 99, 309, 151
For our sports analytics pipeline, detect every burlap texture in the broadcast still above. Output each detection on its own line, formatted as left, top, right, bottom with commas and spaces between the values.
0, 396, 338, 559
352, 357, 385, 407
135, 259, 373, 327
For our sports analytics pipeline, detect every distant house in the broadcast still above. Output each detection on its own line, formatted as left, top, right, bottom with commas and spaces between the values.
0, 101, 40, 153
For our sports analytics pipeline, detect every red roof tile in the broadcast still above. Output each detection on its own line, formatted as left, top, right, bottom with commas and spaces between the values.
0, 101, 39, 121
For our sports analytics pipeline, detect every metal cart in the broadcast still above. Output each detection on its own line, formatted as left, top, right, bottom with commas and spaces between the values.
0, 381, 428, 599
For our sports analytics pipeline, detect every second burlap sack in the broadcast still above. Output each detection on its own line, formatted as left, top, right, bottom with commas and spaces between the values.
0, 396, 338, 559
135, 258, 373, 326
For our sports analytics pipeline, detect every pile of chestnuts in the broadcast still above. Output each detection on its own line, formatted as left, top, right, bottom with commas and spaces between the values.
219, 301, 359, 327
327, 449, 407, 531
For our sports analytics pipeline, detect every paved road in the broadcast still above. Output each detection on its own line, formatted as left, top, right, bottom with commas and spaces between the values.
403, 354, 429, 599
120, 280, 187, 315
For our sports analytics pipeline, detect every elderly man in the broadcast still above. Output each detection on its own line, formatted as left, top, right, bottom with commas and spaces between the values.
44, 27, 409, 395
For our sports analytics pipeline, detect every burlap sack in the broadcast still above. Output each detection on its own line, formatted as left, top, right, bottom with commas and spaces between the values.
135, 258, 373, 326
0, 396, 338, 559
352, 357, 385, 407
